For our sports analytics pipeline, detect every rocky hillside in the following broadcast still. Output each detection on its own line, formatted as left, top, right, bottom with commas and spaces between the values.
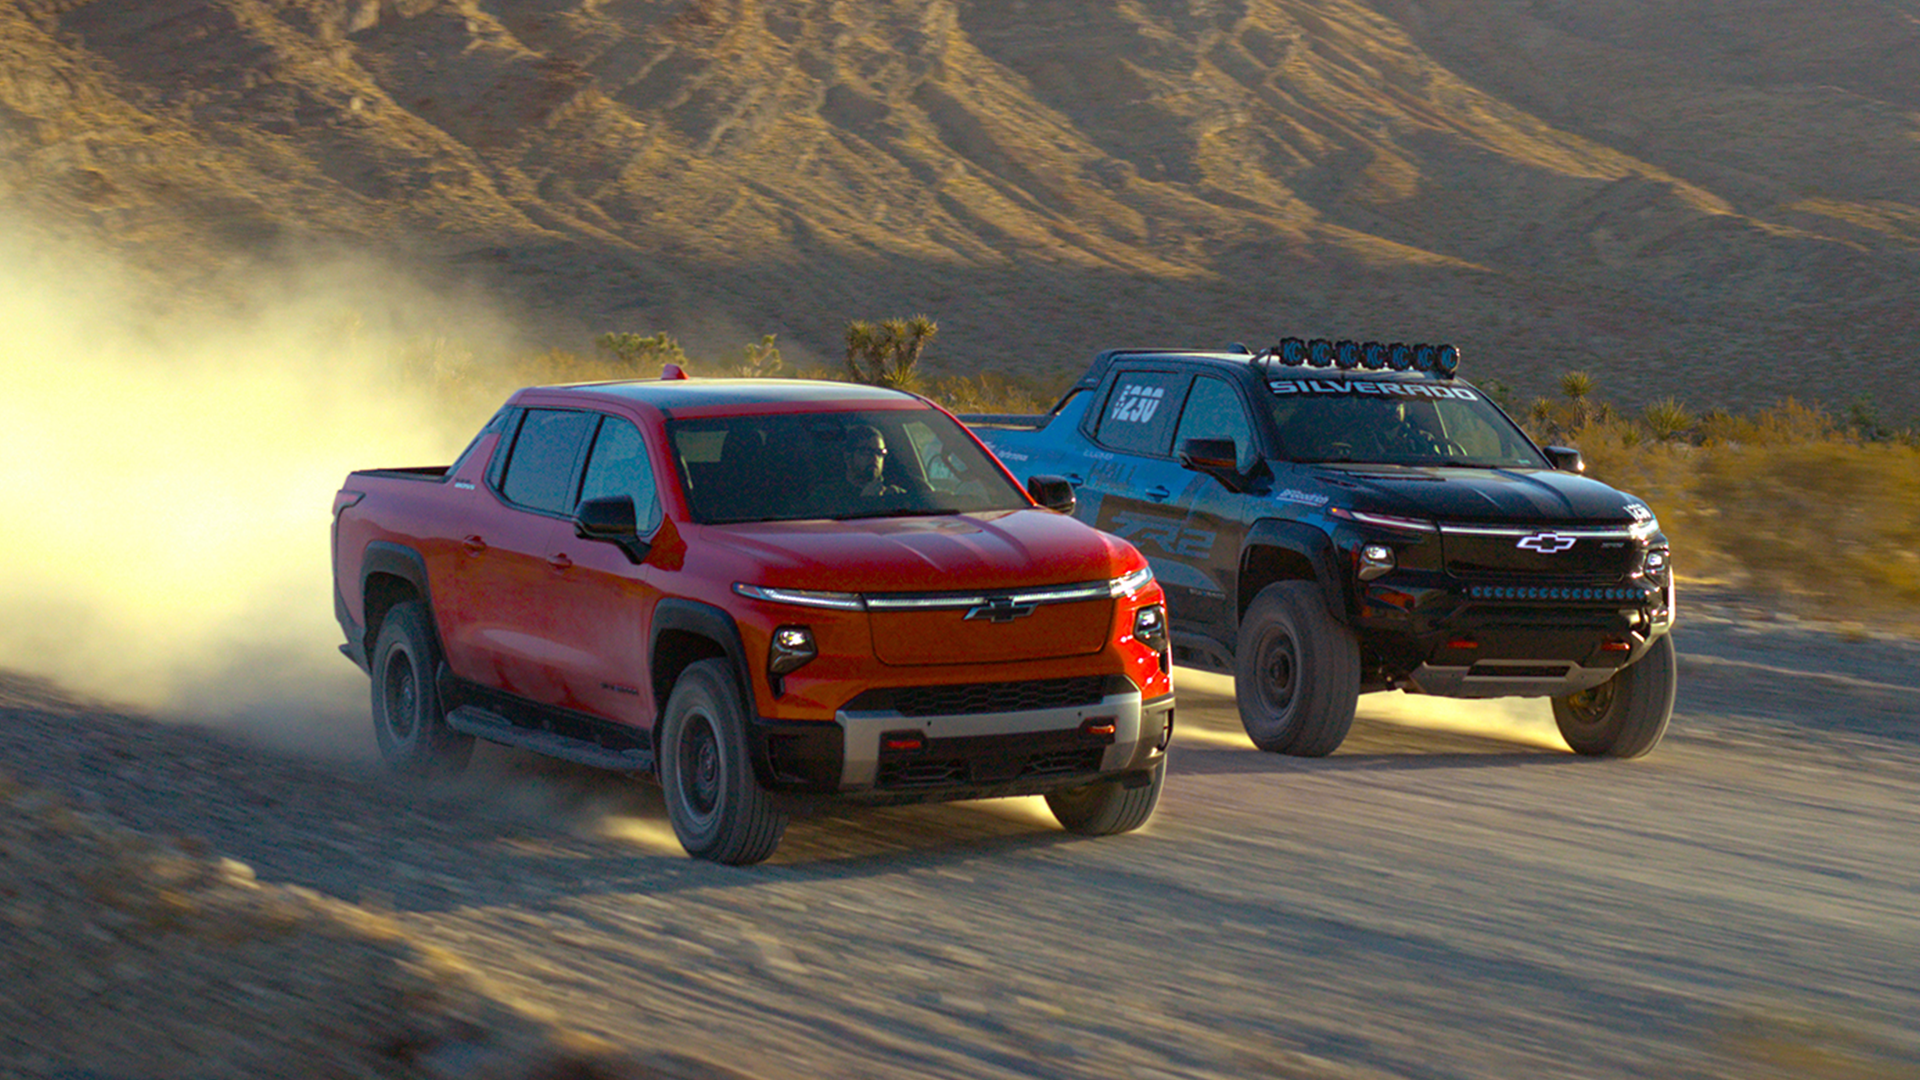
2, 0, 1916, 412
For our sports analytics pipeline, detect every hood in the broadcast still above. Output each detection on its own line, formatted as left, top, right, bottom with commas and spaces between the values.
704, 508, 1139, 594
1315, 464, 1650, 526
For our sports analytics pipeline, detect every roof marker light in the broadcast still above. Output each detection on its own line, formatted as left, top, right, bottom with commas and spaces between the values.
1335, 340, 1361, 369
1307, 338, 1335, 368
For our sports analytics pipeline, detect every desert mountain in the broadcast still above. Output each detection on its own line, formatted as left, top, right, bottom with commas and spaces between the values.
3, 0, 1916, 413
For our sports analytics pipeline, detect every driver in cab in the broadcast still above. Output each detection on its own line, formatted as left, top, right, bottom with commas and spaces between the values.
838, 425, 908, 501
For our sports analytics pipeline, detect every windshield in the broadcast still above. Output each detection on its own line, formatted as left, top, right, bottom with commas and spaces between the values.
1269, 380, 1548, 468
668, 408, 1031, 524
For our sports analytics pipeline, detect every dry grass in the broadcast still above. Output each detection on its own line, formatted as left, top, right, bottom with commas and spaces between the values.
1524, 393, 1920, 629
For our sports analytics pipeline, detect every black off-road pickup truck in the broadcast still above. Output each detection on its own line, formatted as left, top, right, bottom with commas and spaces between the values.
967, 338, 1675, 758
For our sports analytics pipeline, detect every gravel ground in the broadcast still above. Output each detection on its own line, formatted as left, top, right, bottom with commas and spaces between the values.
2, 586, 1916, 1079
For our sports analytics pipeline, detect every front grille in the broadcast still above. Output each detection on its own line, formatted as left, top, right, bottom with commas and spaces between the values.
849, 675, 1112, 718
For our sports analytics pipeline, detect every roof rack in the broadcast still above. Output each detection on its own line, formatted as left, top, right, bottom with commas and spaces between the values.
1250, 337, 1460, 379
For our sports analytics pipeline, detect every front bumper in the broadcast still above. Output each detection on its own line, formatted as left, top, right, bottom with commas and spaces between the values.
1356, 571, 1676, 699
750, 676, 1176, 805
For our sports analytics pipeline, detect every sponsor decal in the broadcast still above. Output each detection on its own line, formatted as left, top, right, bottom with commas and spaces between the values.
1110, 383, 1167, 423
1276, 488, 1331, 507
1624, 502, 1653, 522
1516, 532, 1579, 554
1272, 380, 1481, 401
964, 596, 1037, 622
996, 450, 1030, 461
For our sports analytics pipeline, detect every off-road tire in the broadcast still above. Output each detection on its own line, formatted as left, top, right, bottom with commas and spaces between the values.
659, 659, 788, 865
1552, 633, 1675, 758
1234, 581, 1359, 756
370, 601, 474, 777
1045, 761, 1164, 835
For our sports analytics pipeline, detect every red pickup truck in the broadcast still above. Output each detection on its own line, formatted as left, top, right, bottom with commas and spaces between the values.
332, 373, 1174, 863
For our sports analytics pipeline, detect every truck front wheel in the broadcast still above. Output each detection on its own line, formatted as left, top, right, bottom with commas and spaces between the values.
370, 601, 474, 777
659, 659, 789, 865
1045, 762, 1164, 835
1234, 581, 1359, 756
1552, 633, 1675, 758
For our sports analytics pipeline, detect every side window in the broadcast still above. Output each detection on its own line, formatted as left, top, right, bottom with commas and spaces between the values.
1093, 371, 1190, 456
579, 416, 662, 531
499, 408, 593, 514
484, 407, 523, 490
1174, 376, 1257, 471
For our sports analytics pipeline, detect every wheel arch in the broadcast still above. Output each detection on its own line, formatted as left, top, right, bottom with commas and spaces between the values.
1239, 520, 1351, 628
649, 598, 759, 767
358, 542, 438, 669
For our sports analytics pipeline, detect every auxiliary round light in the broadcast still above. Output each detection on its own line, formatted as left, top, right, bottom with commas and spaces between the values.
1335, 340, 1361, 369
1307, 338, 1335, 367
1412, 343, 1437, 372
1388, 342, 1414, 371
1279, 337, 1308, 365
1361, 342, 1389, 370
1435, 344, 1460, 375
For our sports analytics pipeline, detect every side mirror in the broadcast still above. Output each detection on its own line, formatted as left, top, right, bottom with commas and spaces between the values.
1179, 437, 1237, 472
1027, 475, 1077, 515
574, 495, 651, 563
1544, 446, 1586, 474
1179, 437, 1267, 493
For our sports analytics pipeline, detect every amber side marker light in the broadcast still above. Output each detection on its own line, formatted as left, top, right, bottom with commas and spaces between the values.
1081, 718, 1118, 738
881, 731, 926, 753
1600, 638, 1634, 652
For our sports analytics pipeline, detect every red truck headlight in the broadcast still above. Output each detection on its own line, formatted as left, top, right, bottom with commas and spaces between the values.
1132, 603, 1169, 653
769, 625, 818, 675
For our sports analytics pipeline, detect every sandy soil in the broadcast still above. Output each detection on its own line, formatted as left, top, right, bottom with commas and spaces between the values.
3, 587, 1915, 1079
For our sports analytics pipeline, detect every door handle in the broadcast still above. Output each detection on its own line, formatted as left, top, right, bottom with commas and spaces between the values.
462, 535, 487, 555
1146, 485, 1172, 502
1066, 473, 1085, 486
546, 553, 574, 571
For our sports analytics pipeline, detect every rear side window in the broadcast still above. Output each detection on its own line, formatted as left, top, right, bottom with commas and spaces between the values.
1094, 371, 1189, 456
579, 416, 662, 532
499, 408, 593, 514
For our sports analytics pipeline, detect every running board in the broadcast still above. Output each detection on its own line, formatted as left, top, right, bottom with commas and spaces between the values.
445, 705, 655, 773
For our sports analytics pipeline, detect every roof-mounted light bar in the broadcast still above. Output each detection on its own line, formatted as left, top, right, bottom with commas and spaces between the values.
1253, 337, 1461, 379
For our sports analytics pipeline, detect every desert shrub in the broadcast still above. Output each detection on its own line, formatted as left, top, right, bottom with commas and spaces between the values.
596, 331, 688, 377
926, 372, 1052, 415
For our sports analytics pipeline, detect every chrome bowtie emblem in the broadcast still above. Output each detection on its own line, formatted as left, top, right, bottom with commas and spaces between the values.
1516, 532, 1579, 554
965, 597, 1037, 622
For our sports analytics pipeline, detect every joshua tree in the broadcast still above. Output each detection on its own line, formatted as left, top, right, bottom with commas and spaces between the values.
844, 316, 936, 391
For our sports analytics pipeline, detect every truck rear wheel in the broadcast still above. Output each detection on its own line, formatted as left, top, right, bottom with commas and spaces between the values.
370, 601, 474, 777
1552, 633, 1675, 758
1235, 581, 1359, 756
659, 659, 788, 865
1045, 762, 1163, 835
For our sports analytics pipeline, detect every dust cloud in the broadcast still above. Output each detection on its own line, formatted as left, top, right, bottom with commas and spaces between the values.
0, 225, 528, 760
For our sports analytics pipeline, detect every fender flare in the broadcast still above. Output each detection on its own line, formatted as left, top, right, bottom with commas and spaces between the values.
347, 541, 438, 669
647, 598, 772, 781
1239, 519, 1351, 626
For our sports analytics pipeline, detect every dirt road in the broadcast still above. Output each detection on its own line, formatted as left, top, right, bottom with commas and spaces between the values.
4, 589, 1917, 1079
